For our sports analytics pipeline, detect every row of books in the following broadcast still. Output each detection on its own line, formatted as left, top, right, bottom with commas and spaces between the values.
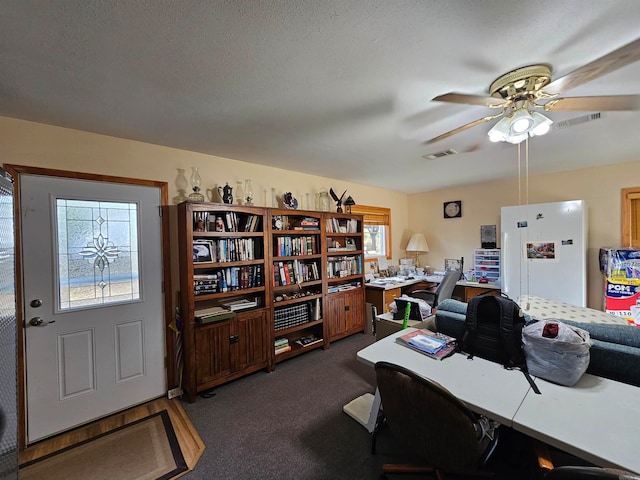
193, 211, 262, 233
327, 282, 359, 293
274, 235, 317, 257
325, 217, 359, 233
274, 333, 323, 355
326, 255, 362, 279
194, 306, 237, 323
193, 238, 262, 263
193, 265, 263, 295
273, 260, 320, 286
274, 216, 320, 231
274, 337, 291, 355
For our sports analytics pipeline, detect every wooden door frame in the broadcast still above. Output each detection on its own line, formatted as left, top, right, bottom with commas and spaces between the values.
3, 164, 173, 452
622, 187, 640, 248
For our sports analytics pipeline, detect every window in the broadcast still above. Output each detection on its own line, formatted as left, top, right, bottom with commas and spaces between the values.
350, 205, 392, 259
622, 187, 640, 248
56, 198, 141, 310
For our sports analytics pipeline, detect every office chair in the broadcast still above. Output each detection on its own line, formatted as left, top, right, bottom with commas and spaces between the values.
373, 361, 499, 479
535, 440, 640, 480
411, 270, 461, 309
545, 467, 640, 479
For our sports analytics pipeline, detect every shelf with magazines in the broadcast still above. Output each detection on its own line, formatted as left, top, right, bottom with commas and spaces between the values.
178, 202, 271, 402
269, 209, 326, 363
323, 212, 366, 342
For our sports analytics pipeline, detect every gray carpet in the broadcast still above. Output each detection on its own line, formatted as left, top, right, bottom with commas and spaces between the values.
180, 332, 538, 480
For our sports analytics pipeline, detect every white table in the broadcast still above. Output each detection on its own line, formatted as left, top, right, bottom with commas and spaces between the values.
513, 374, 640, 473
344, 328, 531, 430
347, 328, 640, 474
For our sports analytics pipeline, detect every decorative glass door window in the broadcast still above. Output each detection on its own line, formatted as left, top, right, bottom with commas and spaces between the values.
56, 199, 140, 310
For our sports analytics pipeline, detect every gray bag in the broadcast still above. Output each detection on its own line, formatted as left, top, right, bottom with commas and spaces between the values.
522, 319, 591, 386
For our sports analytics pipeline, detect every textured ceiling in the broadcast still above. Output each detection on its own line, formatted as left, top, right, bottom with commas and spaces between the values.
2, 0, 640, 193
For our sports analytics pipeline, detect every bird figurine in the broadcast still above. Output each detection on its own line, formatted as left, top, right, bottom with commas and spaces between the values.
330, 188, 347, 213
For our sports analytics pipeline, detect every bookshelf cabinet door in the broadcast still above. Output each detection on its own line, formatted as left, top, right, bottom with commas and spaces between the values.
233, 310, 269, 372
345, 289, 365, 333
195, 320, 233, 385
326, 294, 347, 340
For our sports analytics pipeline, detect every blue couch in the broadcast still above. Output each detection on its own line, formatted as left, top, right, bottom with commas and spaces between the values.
434, 298, 640, 387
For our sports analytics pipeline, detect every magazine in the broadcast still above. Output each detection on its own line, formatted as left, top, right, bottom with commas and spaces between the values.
396, 329, 457, 361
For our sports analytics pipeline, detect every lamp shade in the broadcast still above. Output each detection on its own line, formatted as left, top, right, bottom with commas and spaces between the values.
406, 233, 429, 253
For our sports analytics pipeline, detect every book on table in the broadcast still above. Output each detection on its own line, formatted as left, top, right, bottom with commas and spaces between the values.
396, 329, 457, 360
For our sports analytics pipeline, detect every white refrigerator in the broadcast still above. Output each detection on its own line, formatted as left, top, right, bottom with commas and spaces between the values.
501, 200, 587, 307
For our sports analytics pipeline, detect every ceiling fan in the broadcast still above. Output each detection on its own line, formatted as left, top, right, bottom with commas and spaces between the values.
426, 37, 640, 145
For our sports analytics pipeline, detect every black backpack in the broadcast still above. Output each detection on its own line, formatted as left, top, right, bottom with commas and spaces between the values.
460, 293, 525, 366
460, 293, 540, 393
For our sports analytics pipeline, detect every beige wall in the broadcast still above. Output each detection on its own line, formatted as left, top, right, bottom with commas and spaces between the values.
4, 116, 638, 311
0, 116, 410, 305
408, 160, 640, 309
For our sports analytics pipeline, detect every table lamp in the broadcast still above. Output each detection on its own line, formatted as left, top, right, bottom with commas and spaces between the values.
406, 233, 429, 268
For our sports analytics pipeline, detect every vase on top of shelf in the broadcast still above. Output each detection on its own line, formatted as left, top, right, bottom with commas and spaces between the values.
188, 166, 205, 202
217, 182, 233, 204
318, 189, 331, 212
235, 181, 244, 205
244, 179, 254, 206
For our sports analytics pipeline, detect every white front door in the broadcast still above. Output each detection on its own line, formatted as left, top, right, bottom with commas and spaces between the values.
21, 174, 166, 442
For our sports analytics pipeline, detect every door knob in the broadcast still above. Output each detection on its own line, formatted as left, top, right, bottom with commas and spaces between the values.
30, 299, 43, 308
29, 317, 47, 327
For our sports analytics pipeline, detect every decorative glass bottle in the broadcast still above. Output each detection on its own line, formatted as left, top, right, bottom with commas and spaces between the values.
188, 166, 204, 202
235, 181, 244, 205
318, 189, 331, 212
244, 179, 254, 206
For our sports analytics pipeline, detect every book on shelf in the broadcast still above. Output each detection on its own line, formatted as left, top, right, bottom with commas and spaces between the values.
295, 334, 323, 347
274, 337, 289, 348
194, 306, 237, 323
396, 329, 457, 361
222, 298, 258, 311
275, 344, 292, 355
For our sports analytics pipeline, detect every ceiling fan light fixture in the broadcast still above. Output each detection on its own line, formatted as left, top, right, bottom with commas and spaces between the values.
529, 111, 553, 137
509, 108, 534, 134
487, 116, 512, 142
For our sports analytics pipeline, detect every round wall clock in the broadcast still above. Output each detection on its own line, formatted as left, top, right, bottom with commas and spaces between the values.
443, 200, 462, 219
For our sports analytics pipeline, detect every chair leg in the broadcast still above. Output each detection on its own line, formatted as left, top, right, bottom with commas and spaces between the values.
371, 411, 386, 454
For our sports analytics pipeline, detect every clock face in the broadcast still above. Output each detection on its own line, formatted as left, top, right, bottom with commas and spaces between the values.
444, 201, 462, 218
272, 216, 283, 229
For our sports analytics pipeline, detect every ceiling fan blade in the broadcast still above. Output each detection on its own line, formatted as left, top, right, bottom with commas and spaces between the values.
544, 95, 640, 111
543, 37, 640, 96
432, 92, 508, 108
424, 112, 504, 144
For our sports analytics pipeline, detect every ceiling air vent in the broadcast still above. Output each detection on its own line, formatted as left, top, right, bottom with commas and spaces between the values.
422, 148, 458, 160
553, 112, 603, 130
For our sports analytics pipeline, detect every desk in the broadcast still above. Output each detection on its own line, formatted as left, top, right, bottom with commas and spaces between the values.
513, 374, 640, 473
365, 277, 435, 314
348, 328, 640, 474
354, 328, 531, 426
365, 276, 500, 314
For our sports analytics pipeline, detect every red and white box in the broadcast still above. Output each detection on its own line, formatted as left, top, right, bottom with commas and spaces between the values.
603, 279, 640, 325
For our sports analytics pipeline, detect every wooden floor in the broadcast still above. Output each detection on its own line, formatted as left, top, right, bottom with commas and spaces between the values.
19, 397, 205, 475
